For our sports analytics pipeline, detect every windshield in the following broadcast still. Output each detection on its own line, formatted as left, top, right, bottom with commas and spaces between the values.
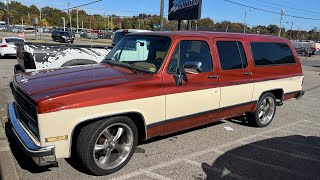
5, 38, 24, 44
103, 35, 171, 73
60, 32, 72, 36
112, 32, 129, 45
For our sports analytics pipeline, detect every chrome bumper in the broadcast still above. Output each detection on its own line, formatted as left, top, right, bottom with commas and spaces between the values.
7, 103, 57, 166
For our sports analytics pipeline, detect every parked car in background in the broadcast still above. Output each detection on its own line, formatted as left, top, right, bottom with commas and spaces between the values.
112, 29, 152, 46
15, 42, 112, 73
8, 32, 304, 175
292, 42, 309, 57
52, 31, 74, 43
23, 27, 35, 33
0, 37, 25, 58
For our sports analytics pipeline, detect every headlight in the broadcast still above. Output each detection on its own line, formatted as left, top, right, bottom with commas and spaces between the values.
62, 36, 66, 38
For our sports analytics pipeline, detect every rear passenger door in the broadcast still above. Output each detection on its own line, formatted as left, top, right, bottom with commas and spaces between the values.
214, 39, 254, 109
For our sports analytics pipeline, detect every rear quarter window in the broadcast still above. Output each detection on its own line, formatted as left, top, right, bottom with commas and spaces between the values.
251, 42, 296, 66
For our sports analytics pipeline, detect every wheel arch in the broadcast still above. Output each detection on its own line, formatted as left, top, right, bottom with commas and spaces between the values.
253, 88, 284, 111
69, 111, 147, 157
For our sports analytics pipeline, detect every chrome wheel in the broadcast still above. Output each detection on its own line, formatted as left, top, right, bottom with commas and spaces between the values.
258, 97, 275, 125
93, 123, 133, 170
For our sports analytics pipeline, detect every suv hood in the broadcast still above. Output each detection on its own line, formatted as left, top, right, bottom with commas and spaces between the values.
15, 64, 144, 100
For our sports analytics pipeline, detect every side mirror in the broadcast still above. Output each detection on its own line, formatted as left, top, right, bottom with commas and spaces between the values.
183, 61, 202, 74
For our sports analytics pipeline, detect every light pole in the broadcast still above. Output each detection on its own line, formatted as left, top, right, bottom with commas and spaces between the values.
61, 17, 66, 31
76, 9, 79, 35
244, 9, 251, 33
5, 0, 10, 31
160, 0, 164, 31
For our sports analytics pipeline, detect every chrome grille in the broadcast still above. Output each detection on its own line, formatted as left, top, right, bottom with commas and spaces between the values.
10, 82, 39, 138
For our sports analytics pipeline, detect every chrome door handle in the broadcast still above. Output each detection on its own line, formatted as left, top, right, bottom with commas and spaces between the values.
208, 75, 219, 79
243, 72, 252, 76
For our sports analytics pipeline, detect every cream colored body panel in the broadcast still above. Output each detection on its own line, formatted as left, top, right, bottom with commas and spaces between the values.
220, 84, 254, 107
34, 76, 303, 159
165, 88, 221, 120
37, 96, 165, 158
252, 76, 303, 101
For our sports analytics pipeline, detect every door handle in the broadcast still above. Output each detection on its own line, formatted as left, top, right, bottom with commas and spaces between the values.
243, 72, 253, 76
208, 75, 219, 79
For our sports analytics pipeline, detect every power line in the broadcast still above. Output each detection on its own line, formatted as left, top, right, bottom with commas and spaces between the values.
61, 0, 102, 11
224, 0, 320, 21
255, 0, 320, 16
237, 0, 320, 17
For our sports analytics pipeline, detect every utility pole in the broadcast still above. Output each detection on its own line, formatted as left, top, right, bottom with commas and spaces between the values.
6, 0, 10, 31
160, 0, 164, 31
278, 9, 284, 37
21, 17, 23, 27
244, 9, 251, 33
82, 21, 83, 29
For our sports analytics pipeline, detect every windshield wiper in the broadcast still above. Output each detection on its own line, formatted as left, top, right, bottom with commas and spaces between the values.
103, 60, 137, 74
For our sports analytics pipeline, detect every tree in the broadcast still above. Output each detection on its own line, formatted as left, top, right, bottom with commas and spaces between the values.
199, 18, 214, 28
40, 18, 49, 27
267, 24, 279, 35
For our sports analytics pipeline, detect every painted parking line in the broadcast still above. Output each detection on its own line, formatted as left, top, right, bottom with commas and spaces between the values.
144, 171, 174, 180
110, 120, 306, 180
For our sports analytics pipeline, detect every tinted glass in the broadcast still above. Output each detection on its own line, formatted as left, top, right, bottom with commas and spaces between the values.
168, 40, 213, 73
112, 32, 129, 45
217, 41, 247, 70
5, 38, 24, 44
251, 42, 296, 66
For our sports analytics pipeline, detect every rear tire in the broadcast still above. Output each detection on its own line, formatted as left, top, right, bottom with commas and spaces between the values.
246, 93, 276, 127
75, 116, 138, 175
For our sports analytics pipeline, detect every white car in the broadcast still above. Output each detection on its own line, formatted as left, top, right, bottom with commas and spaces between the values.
0, 37, 25, 58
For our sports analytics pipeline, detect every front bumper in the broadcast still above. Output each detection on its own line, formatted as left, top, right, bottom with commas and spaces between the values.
7, 103, 57, 166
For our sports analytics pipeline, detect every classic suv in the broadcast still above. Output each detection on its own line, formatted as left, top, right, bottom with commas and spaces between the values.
7, 32, 304, 175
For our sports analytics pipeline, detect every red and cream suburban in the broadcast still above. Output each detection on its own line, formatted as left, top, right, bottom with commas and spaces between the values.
8, 31, 304, 175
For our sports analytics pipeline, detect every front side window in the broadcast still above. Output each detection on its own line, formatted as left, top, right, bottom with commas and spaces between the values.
216, 41, 248, 70
103, 35, 171, 73
167, 40, 213, 73
251, 42, 296, 66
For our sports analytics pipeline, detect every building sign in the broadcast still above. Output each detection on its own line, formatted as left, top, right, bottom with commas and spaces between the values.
168, 0, 202, 20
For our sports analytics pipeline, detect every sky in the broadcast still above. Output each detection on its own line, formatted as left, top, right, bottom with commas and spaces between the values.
11, 0, 320, 31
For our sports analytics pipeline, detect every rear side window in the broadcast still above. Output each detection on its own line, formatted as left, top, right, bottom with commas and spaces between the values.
216, 41, 248, 70
251, 42, 296, 66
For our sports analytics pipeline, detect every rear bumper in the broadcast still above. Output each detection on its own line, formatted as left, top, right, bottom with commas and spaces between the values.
7, 103, 57, 166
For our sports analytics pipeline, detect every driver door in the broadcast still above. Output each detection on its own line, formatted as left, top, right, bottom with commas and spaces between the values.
162, 37, 221, 134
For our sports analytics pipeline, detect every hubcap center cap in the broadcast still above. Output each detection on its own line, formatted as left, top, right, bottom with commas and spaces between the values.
109, 141, 116, 149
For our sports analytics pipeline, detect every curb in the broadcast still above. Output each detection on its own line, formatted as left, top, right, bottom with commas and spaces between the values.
0, 117, 19, 180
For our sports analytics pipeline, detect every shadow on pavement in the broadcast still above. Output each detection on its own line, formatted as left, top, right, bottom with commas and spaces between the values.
202, 135, 320, 180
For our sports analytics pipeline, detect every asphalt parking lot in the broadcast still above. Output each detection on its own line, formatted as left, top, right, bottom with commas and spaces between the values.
0, 56, 320, 180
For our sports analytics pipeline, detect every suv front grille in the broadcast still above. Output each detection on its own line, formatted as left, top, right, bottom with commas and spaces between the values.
10, 83, 39, 138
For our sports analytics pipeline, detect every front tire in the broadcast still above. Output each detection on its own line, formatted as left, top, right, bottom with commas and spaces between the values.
246, 93, 276, 127
75, 116, 138, 175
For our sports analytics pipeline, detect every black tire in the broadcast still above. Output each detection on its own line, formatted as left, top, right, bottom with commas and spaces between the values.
60, 38, 64, 43
246, 92, 276, 127
75, 116, 138, 175
301, 51, 307, 57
